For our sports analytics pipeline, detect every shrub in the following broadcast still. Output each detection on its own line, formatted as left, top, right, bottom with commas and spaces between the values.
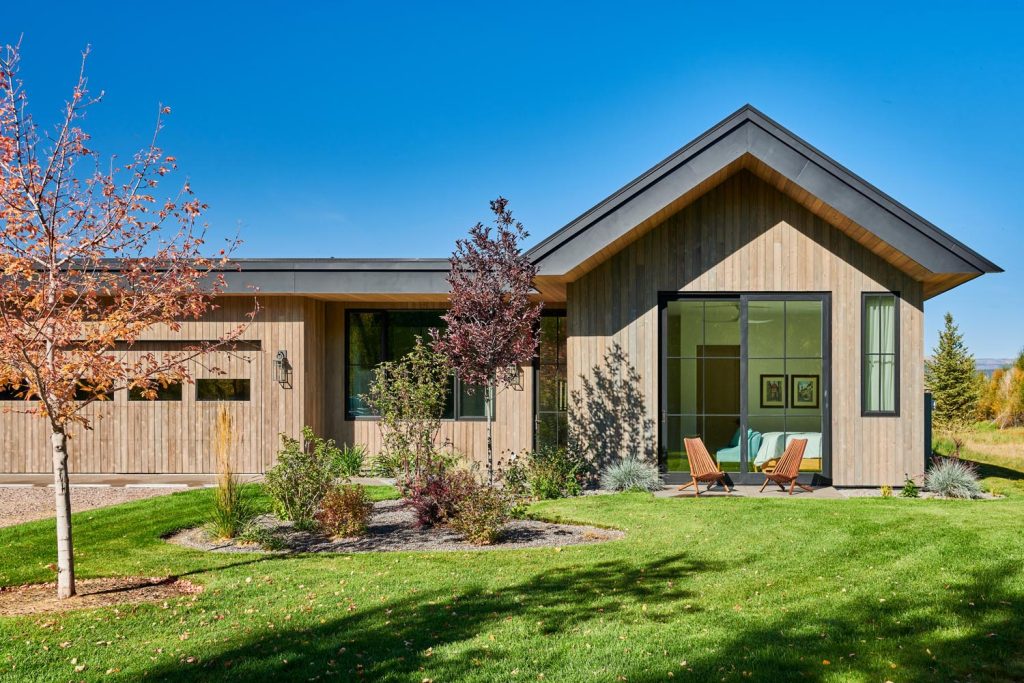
316, 484, 375, 537
879, 485, 893, 498
501, 445, 587, 500
600, 458, 662, 492
335, 443, 366, 478
925, 457, 983, 499
207, 408, 253, 539
264, 426, 342, 529
448, 481, 513, 545
900, 477, 920, 498
398, 466, 474, 528
238, 522, 286, 551
365, 337, 451, 475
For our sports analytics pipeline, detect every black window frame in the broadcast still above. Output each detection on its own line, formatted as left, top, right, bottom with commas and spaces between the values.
532, 309, 568, 450
129, 381, 184, 402
860, 291, 900, 417
343, 309, 495, 422
196, 378, 251, 402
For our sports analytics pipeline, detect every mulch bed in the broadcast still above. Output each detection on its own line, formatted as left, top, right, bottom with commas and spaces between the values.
167, 499, 624, 554
0, 577, 203, 616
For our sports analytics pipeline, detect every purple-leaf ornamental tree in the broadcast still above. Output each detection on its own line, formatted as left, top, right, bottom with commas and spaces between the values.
433, 198, 542, 484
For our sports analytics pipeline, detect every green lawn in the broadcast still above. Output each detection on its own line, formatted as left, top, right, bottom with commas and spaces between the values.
3, 478, 1024, 681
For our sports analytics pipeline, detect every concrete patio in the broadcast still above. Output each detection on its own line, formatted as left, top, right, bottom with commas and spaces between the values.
653, 484, 860, 499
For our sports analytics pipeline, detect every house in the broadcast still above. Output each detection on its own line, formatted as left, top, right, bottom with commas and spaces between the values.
0, 106, 1001, 486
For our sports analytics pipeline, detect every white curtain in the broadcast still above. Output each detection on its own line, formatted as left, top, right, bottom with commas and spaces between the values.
865, 295, 896, 412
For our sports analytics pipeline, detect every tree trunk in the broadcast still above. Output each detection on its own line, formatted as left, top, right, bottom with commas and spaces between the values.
485, 380, 494, 485
51, 429, 75, 599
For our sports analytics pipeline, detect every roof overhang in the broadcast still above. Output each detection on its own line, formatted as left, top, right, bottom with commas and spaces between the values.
219, 259, 453, 301
526, 105, 1002, 299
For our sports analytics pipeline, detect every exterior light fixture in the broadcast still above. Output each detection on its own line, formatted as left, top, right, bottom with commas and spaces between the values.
273, 350, 292, 388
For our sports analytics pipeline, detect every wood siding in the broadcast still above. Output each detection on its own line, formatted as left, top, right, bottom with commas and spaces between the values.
0, 171, 930, 483
0, 296, 318, 474
567, 171, 925, 486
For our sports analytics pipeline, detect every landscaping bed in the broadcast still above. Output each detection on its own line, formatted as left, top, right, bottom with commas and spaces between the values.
167, 499, 623, 553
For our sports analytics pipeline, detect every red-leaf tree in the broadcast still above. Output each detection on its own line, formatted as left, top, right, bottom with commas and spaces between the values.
0, 44, 254, 598
433, 198, 541, 483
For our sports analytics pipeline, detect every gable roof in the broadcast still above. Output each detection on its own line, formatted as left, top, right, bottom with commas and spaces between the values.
526, 105, 1001, 297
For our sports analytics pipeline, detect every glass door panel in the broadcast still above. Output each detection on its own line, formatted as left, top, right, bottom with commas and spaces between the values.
746, 299, 824, 473
665, 299, 740, 473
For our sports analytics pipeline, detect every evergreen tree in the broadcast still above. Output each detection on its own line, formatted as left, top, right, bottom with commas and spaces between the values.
925, 313, 979, 443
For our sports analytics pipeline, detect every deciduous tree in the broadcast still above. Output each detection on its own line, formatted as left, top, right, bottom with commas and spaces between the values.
433, 198, 541, 483
0, 43, 253, 598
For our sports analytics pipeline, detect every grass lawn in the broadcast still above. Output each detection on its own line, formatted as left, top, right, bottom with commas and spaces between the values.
3, 473, 1024, 681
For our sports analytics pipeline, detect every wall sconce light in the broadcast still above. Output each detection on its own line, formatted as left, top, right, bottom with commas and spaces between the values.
273, 350, 292, 388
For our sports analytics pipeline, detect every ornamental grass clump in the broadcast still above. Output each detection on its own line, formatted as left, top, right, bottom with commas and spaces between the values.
315, 484, 374, 538
600, 457, 662, 493
334, 443, 367, 478
208, 408, 253, 539
925, 457, 983, 499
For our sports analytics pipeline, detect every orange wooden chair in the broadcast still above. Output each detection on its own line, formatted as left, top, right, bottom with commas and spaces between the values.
759, 438, 811, 495
678, 437, 731, 496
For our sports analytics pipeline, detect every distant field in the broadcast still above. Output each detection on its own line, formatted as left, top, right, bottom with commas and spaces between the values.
935, 425, 1024, 496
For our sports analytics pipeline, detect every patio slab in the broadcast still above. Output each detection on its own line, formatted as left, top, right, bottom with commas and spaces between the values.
653, 484, 848, 499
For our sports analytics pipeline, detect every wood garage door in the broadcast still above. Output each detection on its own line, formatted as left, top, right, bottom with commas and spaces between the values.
118, 342, 264, 474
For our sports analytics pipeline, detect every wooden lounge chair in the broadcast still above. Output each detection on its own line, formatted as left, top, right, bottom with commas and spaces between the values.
678, 437, 731, 496
759, 438, 811, 495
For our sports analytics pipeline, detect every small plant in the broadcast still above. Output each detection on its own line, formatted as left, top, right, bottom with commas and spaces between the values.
335, 443, 367, 478
365, 336, 452, 476
880, 485, 893, 498
448, 480, 513, 545
264, 427, 342, 529
900, 476, 920, 498
925, 457, 983, 499
238, 523, 287, 551
207, 408, 253, 539
600, 457, 662, 492
501, 446, 588, 500
315, 484, 375, 537
398, 466, 474, 528
371, 450, 404, 478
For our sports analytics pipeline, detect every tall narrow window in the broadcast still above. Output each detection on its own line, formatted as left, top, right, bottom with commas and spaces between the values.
862, 293, 899, 416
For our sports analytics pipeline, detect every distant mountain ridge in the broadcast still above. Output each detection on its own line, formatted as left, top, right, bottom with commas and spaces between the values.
925, 357, 1016, 377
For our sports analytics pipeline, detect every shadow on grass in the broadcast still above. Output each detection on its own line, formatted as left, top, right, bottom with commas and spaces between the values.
139, 552, 710, 681
135, 553, 1024, 682
967, 458, 1024, 482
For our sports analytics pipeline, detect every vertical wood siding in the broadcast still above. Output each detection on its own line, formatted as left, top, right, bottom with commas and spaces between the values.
0, 296, 316, 474
567, 171, 924, 486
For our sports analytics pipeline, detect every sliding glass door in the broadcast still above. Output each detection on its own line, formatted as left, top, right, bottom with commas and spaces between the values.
661, 294, 829, 480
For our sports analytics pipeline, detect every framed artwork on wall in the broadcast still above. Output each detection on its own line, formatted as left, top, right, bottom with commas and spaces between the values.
760, 374, 786, 408
790, 374, 820, 409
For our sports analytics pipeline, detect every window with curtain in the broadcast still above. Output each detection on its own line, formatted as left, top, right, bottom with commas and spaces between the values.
344, 310, 494, 420
862, 293, 898, 415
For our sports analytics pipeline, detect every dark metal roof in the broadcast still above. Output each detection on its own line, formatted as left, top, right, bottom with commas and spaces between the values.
218, 258, 452, 295
526, 104, 1002, 278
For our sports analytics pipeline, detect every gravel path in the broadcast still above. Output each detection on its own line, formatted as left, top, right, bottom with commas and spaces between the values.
169, 499, 624, 553
0, 486, 180, 528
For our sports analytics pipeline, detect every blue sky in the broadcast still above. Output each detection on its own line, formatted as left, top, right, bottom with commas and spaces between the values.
6, 1, 1022, 357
